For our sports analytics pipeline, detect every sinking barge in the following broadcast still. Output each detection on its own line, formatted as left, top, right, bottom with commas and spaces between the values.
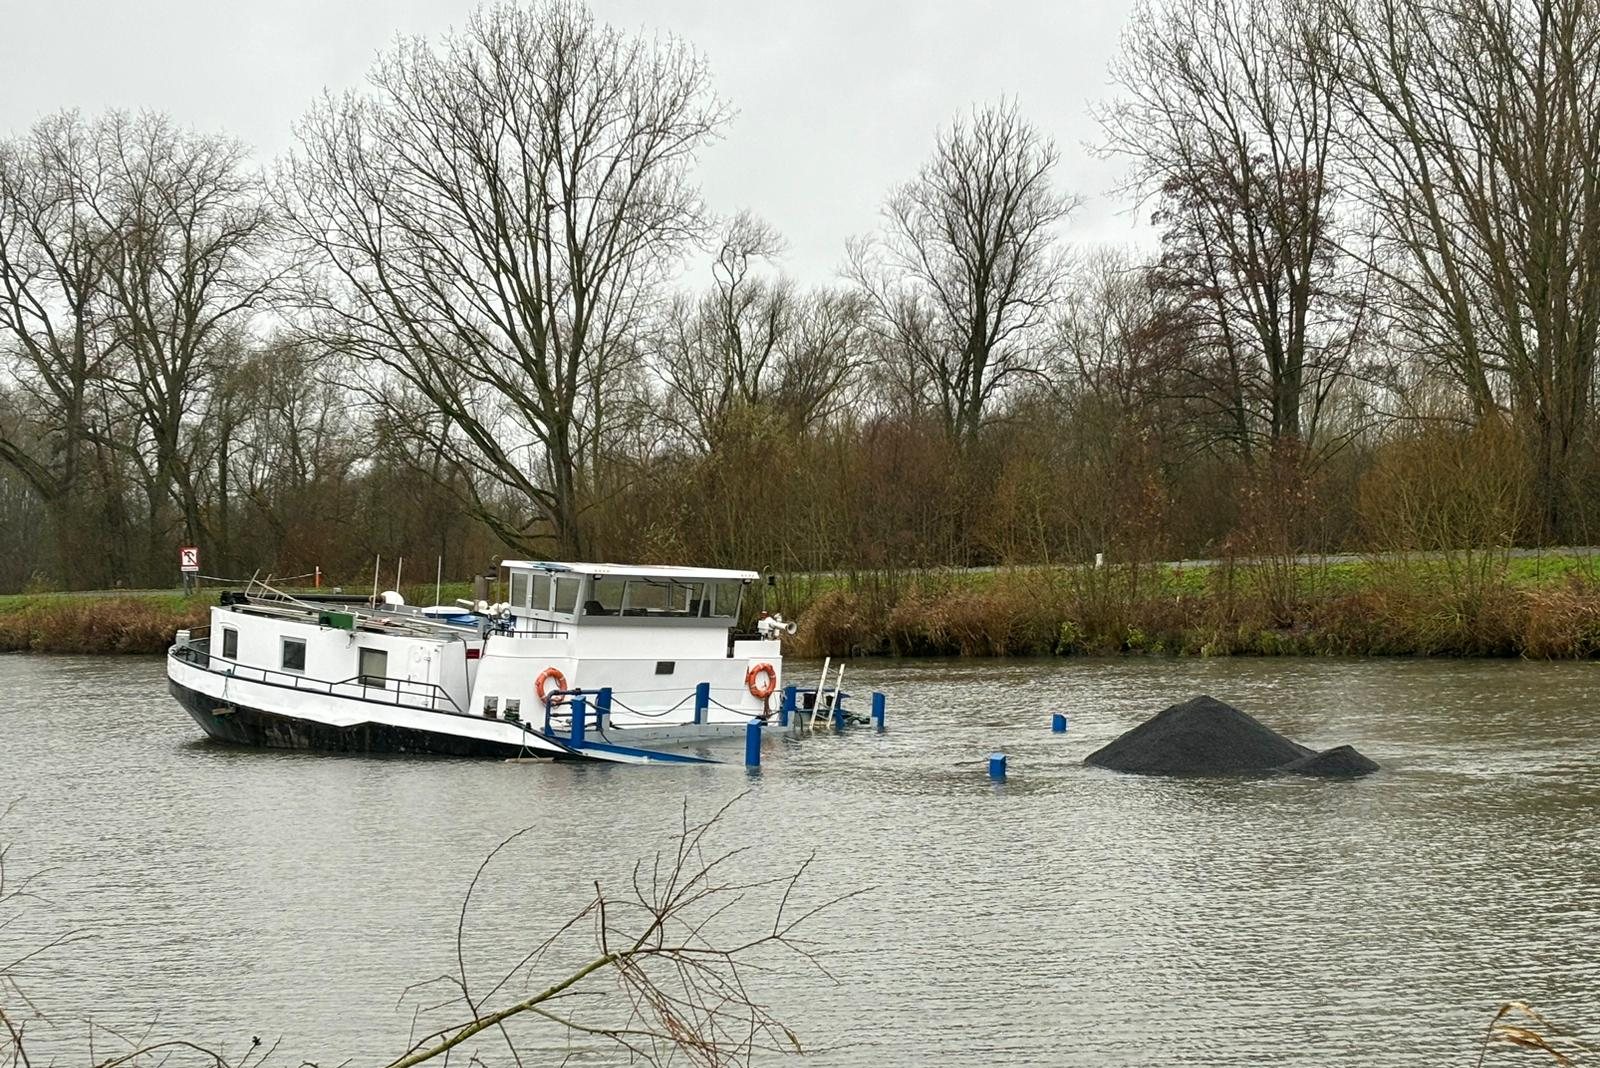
167, 562, 817, 764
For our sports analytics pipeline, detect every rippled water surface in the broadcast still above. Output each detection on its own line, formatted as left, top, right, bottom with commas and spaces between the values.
3, 653, 1599, 1066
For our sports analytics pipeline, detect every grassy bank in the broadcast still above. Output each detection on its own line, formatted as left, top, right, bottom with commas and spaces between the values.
8, 553, 1600, 657
0, 592, 214, 654
0, 580, 506, 654
784, 551, 1600, 659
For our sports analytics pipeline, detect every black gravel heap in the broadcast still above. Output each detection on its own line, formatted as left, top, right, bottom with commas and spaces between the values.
1278, 745, 1382, 778
1083, 695, 1378, 778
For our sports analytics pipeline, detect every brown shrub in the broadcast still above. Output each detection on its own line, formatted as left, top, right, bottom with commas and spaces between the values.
0, 597, 209, 654
791, 589, 882, 658
1523, 580, 1600, 659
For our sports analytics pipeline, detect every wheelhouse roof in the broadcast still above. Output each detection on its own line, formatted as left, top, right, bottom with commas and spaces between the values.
501, 561, 759, 582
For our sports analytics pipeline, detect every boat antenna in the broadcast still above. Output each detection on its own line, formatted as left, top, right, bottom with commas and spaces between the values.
395, 556, 404, 601
371, 555, 381, 607
435, 555, 443, 608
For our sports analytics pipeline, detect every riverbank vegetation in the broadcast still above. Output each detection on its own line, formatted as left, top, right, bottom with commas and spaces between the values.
6, 551, 1600, 658
0, 581, 481, 653
0, 593, 209, 654
782, 551, 1600, 659
5, 0, 1600, 666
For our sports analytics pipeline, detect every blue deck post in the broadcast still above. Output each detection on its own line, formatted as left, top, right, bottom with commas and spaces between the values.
832, 691, 845, 731
597, 687, 613, 729
745, 718, 762, 768
694, 682, 710, 725
871, 692, 886, 732
780, 685, 796, 727
570, 694, 587, 747
1051, 712, 1067, 733
988, 752, 1007, 780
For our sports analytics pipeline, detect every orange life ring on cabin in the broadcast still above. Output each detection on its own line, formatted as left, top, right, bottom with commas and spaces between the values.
536, 667, 569, 706
745, 662, 778, 700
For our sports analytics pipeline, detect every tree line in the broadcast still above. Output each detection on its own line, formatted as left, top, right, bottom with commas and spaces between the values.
2, 0, 1598, 592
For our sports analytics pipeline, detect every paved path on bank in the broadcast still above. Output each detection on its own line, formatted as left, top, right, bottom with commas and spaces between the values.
19, 546, 1600, 599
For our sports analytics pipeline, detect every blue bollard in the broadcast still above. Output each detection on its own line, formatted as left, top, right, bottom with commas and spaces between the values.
694, 682, 709, 725
1051, 712, 1067, 733
988, 752, 1007, 780
745, 718, 762, 768
597, 687, 613, 728
832, 695, 845, 731
871, 692, 886, 732
570, 694, 587, 747
780, 685, 796, 727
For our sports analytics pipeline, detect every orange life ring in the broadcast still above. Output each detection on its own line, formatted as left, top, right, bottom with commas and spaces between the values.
536, 667, 569, 705
745, 662, 777, 700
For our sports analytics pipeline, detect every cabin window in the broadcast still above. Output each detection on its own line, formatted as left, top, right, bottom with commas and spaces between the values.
509, 571, 530, 609
532, 574, 552, 611
281, 637, 306, 673
358, 647, 388, 686
585, 577, 626, 616
623, 579, 701, 617
552, 577, 579, 614
221, 627, 238, 659
707, 580, 744, 618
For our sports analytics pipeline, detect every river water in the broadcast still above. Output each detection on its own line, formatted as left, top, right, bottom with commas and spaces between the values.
2, 653, 1598, 1066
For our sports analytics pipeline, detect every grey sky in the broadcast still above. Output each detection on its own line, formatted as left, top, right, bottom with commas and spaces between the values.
0, 0, 1150, 283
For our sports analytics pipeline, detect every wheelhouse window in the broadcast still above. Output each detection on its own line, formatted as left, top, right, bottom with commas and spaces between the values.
553, 577, 579, 615
532, 573, 552, 612
585, 576, 626, 616
358, 647, 388, 686
221, 627, 238, 659
281, 637, 307, 673
509, 571, 530, 609
622, 579, 702, 617
580, 576, 742, 618
707, 580, 745, 619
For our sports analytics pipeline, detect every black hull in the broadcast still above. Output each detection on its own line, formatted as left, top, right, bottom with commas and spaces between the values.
169, 679, 559, 759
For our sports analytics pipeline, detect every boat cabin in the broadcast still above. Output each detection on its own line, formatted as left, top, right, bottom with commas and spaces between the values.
500, 561, 754, 658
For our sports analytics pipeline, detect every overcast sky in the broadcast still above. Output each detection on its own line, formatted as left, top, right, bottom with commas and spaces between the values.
0, 0, 1151, 283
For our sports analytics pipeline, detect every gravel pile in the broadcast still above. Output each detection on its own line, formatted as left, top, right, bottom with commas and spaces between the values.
1084, 695, 1377, 778
1278, 745, 1381, 778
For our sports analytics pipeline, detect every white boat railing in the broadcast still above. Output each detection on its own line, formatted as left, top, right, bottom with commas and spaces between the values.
171, 636, 468, 716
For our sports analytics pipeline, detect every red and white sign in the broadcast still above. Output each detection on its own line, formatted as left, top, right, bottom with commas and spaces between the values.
179, 546, 200, 573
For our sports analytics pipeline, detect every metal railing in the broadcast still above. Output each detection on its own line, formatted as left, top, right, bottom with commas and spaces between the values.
170, 638, 466, 716
504, 623, 570, 639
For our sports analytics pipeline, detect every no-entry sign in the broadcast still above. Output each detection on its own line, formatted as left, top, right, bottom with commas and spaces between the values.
179, 546, 200, 573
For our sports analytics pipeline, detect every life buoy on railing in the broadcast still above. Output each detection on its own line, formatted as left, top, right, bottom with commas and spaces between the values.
536, 666, 569, 706
745, 662, 778, 700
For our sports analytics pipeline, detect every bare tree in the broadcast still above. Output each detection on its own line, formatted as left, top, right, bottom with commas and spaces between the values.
0, 111, 270, 584
850, 101, 1076, 447
1055, 247, 1175, 418
0, 113, 120, 583
1100, 0, 1365, 468
283, 0, 727, 557
87, 112, 277, 570
1329, 0, 1600, 541
212, 337, 360, 570
656, 212, 867, 451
